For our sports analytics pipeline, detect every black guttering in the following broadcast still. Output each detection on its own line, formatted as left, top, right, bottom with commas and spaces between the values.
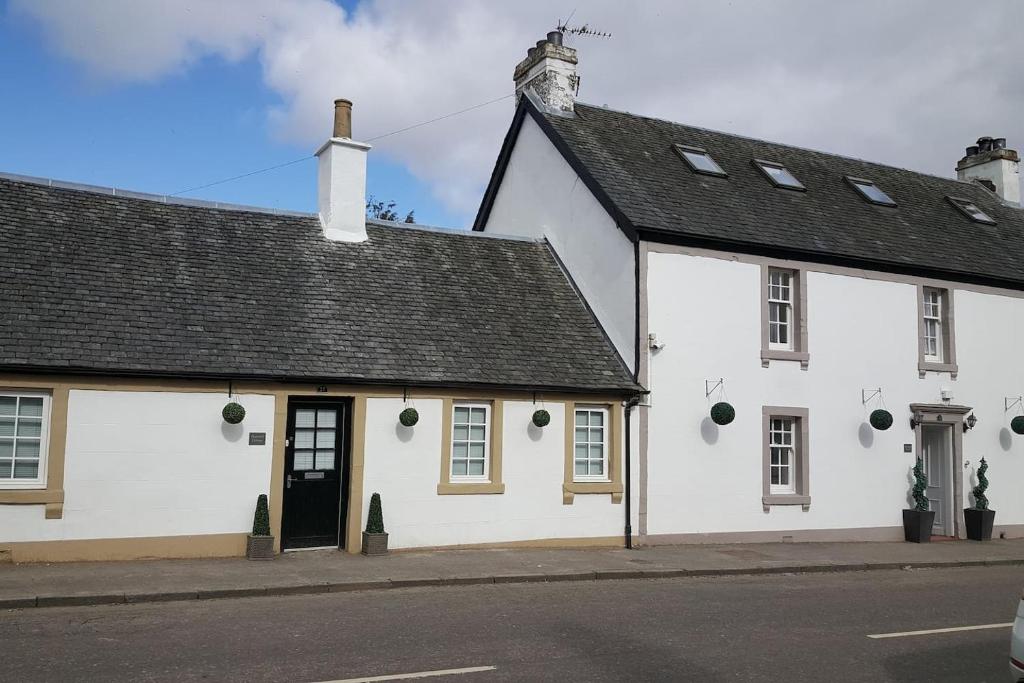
0, 364, 641, 395
472, 96, 639, 243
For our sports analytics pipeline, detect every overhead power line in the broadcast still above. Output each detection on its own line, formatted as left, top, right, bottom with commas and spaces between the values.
168, 92, 514, 197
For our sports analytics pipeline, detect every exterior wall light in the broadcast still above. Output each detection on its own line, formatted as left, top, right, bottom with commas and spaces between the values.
909, 411, 925, 429
963, 413, 978, 432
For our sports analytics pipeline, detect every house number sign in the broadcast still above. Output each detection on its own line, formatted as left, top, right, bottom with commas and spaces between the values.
248, 432, 267, 446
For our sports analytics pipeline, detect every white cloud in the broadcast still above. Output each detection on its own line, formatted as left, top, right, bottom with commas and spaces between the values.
12, 0, 1024, 222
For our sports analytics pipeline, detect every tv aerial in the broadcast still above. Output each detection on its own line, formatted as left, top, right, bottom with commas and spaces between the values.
556, 9, 612, 39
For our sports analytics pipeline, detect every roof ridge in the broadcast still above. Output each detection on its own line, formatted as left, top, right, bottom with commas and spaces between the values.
0, 171, 316, 218
366, 217, 541, 243
572, 101, 981, 188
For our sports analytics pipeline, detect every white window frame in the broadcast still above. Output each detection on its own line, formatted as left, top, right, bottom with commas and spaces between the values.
768, 416, 796, 495
767, 268, 794, 351
573, 407, 610, 483
922, 287, 943, 363
0, 391, 51, 490
450, 402, 491, 483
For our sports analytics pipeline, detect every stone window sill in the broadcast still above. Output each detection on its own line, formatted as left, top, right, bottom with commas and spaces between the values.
563, 482, 623, 505
436, 482, 505, 495
761, 350, 810, 369
762, 494, 811, 511
0, 488, 64, 518
918, 362, 958, 379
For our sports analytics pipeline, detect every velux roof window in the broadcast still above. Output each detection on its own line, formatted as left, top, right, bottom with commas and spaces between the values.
673, 144, 727, 177
846, 177, 896, 206
947, 196, 996, 225
753, 159, 805, 191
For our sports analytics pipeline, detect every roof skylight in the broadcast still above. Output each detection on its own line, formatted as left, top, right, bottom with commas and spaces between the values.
947, 196, 996, 225
846, 177, 896, 206
753, 160, 804, 190
673, 144, 727, 177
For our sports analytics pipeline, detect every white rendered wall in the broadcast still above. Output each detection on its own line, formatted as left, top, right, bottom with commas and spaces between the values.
483, 115, 637, 371
645, 251, 1024, 537
361, 398, 626, 548
0, 390, 275, 543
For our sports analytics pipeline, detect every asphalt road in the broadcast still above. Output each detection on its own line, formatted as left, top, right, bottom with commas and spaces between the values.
2, 565, 1021, 682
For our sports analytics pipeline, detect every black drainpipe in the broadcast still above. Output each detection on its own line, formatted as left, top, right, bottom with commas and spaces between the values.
624, 395, 641, 550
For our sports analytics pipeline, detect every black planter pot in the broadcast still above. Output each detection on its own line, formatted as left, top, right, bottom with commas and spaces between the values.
963, 508, 995, 541
902, 509, 935, 543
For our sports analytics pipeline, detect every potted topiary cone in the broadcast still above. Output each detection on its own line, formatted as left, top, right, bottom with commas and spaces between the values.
964, 457, 995, 541
361, 492, 388, 555
902, 458, 935, 543
246, 494, 275, 560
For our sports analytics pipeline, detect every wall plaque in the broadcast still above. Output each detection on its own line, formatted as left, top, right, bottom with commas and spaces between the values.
249, 432, 267, 446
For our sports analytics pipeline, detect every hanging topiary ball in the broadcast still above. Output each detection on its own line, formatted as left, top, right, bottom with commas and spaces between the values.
222, 402, 246, 425
869, 409, 893, 431
399, 407, 419, 427
710, 402, 735, 426
1011, 416, 1024, 435
532, 409, 550, 428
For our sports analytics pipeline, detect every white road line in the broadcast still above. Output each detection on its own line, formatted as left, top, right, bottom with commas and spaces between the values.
867, 623, 1013, 639
314, 665, 497, 683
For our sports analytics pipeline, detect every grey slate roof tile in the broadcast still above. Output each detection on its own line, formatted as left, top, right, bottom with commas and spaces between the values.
0, 176, 637, 392
542, 102, 1024, 287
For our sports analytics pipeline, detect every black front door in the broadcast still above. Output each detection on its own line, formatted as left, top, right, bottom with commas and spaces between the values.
281, 400, 349, 550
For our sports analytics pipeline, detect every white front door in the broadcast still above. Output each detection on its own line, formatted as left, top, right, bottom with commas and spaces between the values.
921, 424, 954, 536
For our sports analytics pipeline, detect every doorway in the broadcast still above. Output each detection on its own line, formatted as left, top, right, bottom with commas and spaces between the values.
281, 398, 351, 550
920, 424, 954, 537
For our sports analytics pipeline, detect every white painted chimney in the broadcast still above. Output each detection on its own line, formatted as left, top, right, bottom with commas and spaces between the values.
956, 136, 1020, 206
316, 98, 371, 242
513, 31, 579, 113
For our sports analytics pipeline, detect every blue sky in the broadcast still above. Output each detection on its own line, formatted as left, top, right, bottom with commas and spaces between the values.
0, 1, 461, 227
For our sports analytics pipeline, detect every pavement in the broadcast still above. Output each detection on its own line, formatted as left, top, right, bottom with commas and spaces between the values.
3, 565, 1022, 681
2, 538, 1024, 610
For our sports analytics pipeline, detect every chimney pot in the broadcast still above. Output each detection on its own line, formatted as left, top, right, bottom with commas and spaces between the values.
547, 30, 563, 46
966, 145, 980, 157
333, 98, 353, 139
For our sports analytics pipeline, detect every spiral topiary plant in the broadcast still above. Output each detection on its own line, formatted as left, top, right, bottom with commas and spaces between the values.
399, 407, 419, 427
532, 409, 551, 428
710, 402, 735, 426
869, 409, 893, 431
222, 401, 246, 425
252, 494, 271, 536
1011, 416, 1024, 435
971, 457, 989, 510
365, 492, 385, 534
912, 457, 929, 512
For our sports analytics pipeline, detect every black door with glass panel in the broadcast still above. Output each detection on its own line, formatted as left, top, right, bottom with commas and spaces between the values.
281, 400, 349, 550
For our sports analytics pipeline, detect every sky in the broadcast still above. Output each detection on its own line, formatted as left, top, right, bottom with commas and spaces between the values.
1, 1, 1022, 229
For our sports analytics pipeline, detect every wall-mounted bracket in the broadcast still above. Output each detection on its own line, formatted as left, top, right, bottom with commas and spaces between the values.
861, 388, 882, 405
1005, 396, 1022, 412
705, 378, 723, 398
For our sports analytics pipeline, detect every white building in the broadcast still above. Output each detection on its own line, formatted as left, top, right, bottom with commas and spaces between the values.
0, 99, 639, 562
476, 32, 1024, 543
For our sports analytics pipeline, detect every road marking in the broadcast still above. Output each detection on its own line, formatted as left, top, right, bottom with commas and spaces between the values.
314, 665, 497, 683
867, 623, 1013, 639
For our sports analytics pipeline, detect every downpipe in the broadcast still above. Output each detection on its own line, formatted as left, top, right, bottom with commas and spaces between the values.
623, 395, 642, 550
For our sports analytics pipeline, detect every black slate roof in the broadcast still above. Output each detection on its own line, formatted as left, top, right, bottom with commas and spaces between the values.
492, 100, 1024, 289
0, 175, 636, 392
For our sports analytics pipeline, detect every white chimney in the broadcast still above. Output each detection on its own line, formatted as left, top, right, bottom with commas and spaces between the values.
316, 98, 371, 242
956, 136, 1020, 206
513, 31, 579, 113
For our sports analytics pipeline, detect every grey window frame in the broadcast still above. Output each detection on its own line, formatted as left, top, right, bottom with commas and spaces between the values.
752, 159, 806, 191
946, 196, 995, 225
762, 406, 810, 510
672, 144, 727, 178
917, 285, 958, 377
761, 264, 809, 368
845, 176, 897, 206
